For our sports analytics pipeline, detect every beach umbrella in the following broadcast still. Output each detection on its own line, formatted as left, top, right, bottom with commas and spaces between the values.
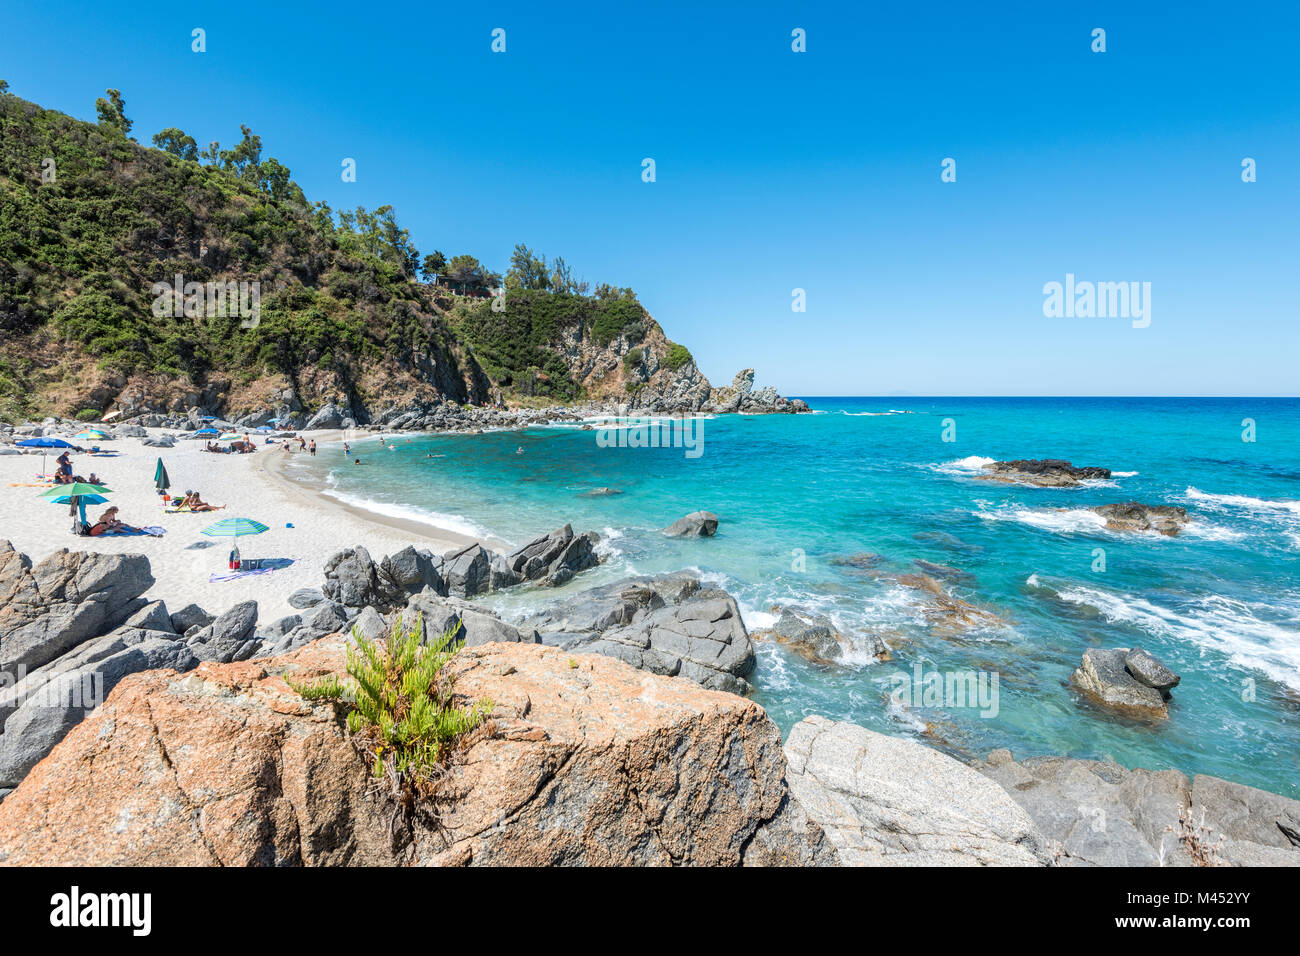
46, 493, 108, 507
201, 517, 269, 538
38, 482, 111, 498
194, 427, 219, 437
39, 483, 110, 531
201, 516, 269, 565
218, 432, 243, 441
73, 430, 109, 441
17, 436, 77, 476
154, 458, 170, 495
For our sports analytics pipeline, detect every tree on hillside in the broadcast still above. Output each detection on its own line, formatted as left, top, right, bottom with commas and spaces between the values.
506, 243, 550, 291
549, 256, 588, 295
334, 205, 420, 277
257, 157, 304, 204
421, 250, 447, 280
94, 89, 132, 139
152, 127, 199, 161
220, 124, 263, 181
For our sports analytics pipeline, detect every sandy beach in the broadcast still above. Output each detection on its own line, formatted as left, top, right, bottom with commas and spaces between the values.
0, 429, 498, 623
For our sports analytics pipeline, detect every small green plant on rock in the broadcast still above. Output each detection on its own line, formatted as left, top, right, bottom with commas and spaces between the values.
286, 613, 492, 805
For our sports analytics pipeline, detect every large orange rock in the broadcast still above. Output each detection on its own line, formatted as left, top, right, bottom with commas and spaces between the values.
0, 639, 829, 866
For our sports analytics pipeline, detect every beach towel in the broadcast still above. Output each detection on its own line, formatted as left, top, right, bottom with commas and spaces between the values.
206, 558, 294, 582
208, 567, 273, 582
102, 526, 166, 537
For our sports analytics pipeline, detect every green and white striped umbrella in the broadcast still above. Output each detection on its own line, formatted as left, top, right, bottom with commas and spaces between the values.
39, 482, 111, 498
200, 517, 269, 538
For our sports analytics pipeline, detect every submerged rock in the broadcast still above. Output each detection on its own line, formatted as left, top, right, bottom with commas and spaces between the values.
751, 608, 890, 665
895, 572, 1006, 639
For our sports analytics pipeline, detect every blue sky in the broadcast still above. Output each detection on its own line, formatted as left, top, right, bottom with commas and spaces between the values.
3, 0, 1297, 395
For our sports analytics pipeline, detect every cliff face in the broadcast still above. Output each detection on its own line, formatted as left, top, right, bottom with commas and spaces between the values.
0, 92, 803, 423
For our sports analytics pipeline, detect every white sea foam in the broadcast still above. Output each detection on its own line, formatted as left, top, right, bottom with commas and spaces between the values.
1112, 471, 1139, 478
935, 455, 997, 476
1053, 584, 1300, 691
1185, 487, 1300, 515
322, 490, 493, 540
1181, 522, 1248, 543
976, 503, 1109, 535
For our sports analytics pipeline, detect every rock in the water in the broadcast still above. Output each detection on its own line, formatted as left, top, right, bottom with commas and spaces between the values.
1071, 647, 1172, 717
504, 524, 600, 587
912, 559, 976, 584
0, 542, 155, 674
1124, 647, 1180, 691
980, 459, 1111, 487
662, 511, 719, 537
751, 608, 891, 664
0, 639, 832, 866
976, 751, 1300, 867
1093, 502, 1190, 536
783, 716, 1050, 865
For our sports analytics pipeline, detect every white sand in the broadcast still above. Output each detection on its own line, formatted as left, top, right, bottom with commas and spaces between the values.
0, 429, 500, 624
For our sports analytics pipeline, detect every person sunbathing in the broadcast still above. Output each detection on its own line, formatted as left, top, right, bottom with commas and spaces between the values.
91, 506, 137, 535
180, 490, 225, 512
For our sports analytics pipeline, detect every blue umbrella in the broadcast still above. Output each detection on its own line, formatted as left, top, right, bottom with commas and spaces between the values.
194, 427, 219, 436
47, 493, 108, 506
17, 437, 77, 476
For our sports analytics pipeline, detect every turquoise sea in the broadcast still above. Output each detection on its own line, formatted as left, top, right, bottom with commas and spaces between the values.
290, 398, 1300, 798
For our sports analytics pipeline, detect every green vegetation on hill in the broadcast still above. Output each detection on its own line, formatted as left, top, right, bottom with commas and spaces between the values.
0, 83, 674, 418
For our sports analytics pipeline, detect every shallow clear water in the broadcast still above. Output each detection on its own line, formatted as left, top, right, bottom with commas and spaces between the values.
291, 398, 1300, 797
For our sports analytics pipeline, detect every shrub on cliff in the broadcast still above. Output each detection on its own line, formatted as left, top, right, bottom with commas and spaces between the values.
663, 343, 692, 371
287, 614, 492, 803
